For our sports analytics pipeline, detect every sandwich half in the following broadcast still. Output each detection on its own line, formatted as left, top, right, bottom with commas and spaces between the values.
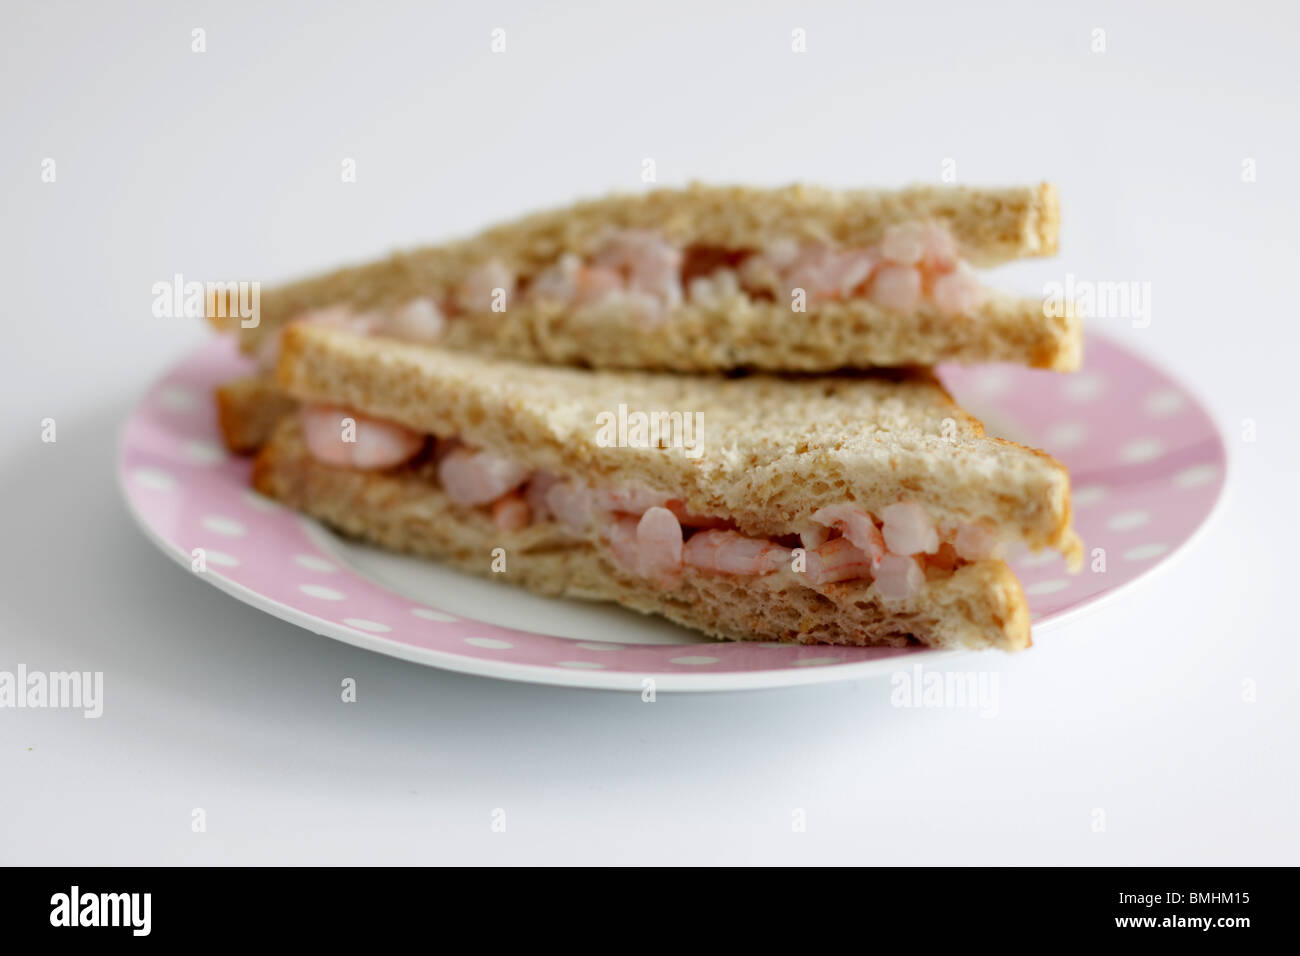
247, 323, 1081, 651
211, 183, 1079, 387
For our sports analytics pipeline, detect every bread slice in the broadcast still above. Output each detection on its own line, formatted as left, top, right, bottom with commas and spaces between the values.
253, 417, 1032, 650
211, 182, 1078, 372
276, 323, 1081, 561
215, 375, 297, 454
441, 291, 1079, 372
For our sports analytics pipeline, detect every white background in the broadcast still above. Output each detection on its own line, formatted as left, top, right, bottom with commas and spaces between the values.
2, 1, 1297, 864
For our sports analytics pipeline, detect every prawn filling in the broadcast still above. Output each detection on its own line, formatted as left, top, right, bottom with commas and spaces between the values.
257, 222, 986, 367
300, 405, 1004, 603
515, 223, 985, 327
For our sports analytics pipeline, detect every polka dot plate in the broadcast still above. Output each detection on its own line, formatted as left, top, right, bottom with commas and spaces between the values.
118, 336, 1227, 691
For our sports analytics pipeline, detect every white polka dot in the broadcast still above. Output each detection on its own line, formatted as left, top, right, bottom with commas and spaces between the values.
1046, 422, 1088, 449
575, 642, 623, 652
133, 467, 175, 491
465, 637, 513, 650
344, 618, 390, 633
203, 550, 240, 567
556, 661, 605, 670
669, 656, 719, 665
792, 657, 842, 667
184, 440, 226, 465
294, 554, 337, 573
1175, 464, 1218, 488
243, 490, 281, 512
1107, 510, 1151, 531
1062, 373, 1105, 402
1123, 543, 1168, 562
411, 607, 459, 622
1119, 438, 1164, 464
299, 584, 344, 600
975, 369, 1011, 396
202, 515, 246, 537
1017, 550, 1060, 569
156, 385, 197, 411
1073, 485, 1107, 508
1025, 578, 1070, 596
1144, 388, 1185, 417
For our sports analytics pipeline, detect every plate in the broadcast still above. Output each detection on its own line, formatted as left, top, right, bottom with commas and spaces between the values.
118, 336, 1227, 691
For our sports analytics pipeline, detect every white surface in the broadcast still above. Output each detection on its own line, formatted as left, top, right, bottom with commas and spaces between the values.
1, 0, 1296, 865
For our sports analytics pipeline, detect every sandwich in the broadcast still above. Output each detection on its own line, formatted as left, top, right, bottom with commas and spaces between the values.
211, 182, 1077, 452
245, 323, 1082, 651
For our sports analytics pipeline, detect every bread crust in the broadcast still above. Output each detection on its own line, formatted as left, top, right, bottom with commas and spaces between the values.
436, 293, 1081, 372
214, 376, 297, 454
253, 418, 1031, 651
212, 183, 1073, 371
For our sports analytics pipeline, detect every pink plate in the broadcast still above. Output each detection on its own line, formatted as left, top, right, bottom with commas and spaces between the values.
118, 336, 1227, 691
